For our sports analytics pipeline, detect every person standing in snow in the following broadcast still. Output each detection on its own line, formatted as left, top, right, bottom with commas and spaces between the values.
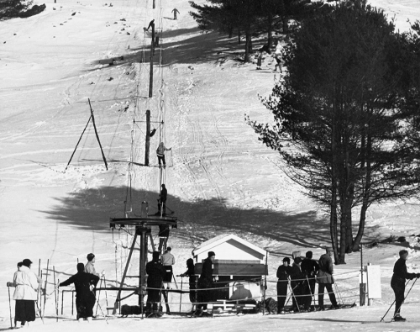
391, 249, 420, 321
290, 257, 305, 311
276, 257, 292, 313
171, 8, 180, 20
85, 253, 103, 277
273, 39, 283, 73
59, 263, 99, 322
161, 247, 175, 289
301, 251, 319, 311
317, 248, 338, 310
156, 142, 172, 168
146, 252, 166, 317
11, 259, 39, 328
180, 258, 196, 304
196, 251, 215, 316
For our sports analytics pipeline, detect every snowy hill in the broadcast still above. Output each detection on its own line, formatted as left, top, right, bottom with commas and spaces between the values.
1, 0, 420, 331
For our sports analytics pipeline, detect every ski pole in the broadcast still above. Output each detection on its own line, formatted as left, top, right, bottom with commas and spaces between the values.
36, 301, 44, 324
95, 275, 104, 317
179, 276, 183, 313
306, 276, 316, 310
380, 279, 411, 322
7, 284, 13, 329
56, 279, 59, 322
392, 277, 418, 320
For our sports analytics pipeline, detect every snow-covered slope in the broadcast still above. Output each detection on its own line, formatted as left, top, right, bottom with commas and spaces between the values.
0, 0, 419, 330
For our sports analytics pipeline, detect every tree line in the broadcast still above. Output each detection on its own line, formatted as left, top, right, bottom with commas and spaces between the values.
189, 0, 318, 61
248, 0, 420, 264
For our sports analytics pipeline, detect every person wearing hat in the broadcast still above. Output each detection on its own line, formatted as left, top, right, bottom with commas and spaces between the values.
230, 282, 252, 301
276, 257, 292, 314
317, 247, 338, 310
161, 247, 175, 289
196, 251, 215, 316
290, 257, 305, 312
301, 251, 319, 311
59, 263, 100, 322
12, 259, 39, 328
146, 252, 166, 317
85, 253, 102, 277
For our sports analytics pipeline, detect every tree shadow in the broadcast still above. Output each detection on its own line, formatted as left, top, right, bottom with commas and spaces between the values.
39, 186, 331, 250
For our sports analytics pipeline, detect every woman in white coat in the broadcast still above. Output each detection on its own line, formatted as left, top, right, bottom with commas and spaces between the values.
13, 259, 39, 328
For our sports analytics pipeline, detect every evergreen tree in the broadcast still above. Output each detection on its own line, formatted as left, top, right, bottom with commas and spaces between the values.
248, 2, 420, 263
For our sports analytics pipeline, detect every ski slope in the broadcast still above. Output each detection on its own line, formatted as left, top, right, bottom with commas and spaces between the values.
1, 0, 420, 330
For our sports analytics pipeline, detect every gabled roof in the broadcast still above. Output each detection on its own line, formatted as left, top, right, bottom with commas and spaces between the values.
193, 233, 266, 258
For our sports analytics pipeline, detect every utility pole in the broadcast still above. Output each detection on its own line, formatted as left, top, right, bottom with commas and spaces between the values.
145, 110, 151, 166
149, 23, 155, 98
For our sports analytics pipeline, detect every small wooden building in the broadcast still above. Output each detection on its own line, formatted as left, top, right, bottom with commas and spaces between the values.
193, 234, 268, 304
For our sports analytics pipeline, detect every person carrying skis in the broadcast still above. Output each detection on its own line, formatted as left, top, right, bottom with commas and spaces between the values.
276, 257, 292, 314
317, 247, 339, 310
11, 259, 39, 328
391, 249, 420, 321
146, 252, 166, 317
59, 263, 99, 322
301, 251, 319, 311
196, 251, 215, 316
156, 142, 172, 168
171, 8, 180, 20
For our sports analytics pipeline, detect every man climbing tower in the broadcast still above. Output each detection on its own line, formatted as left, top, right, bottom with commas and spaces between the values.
156, 142, 172, 168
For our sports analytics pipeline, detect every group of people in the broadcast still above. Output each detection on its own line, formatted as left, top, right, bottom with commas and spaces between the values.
276, 248, 338, 314
8, 253, 103, 328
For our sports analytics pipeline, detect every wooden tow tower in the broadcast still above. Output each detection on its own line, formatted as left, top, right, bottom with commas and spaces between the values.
109, 215, 177, 315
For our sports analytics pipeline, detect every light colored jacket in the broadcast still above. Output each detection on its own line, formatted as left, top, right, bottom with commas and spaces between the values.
161, 252, 175, 266
13, 266, 39, 300
85, 261, 99, 276
156, 143, 170, 157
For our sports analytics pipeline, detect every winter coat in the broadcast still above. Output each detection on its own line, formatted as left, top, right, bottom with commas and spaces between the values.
161, 252, 175, 266
160, 187, 167, 202
158, 224, 170, 237
146, 261, 166, 288
301, 258, 319, 278
317, 254, 334, 284
156, 143, 169, 157
392, 258, 417, 281
59, 272, 99, 300
13, 266, 39, 300
198, 258, 213, 288
276, 265, 292, 281
182, 265, 196, 287
85, 262, 99, 276
230, 286, 252, 301
290, 263, 305, 288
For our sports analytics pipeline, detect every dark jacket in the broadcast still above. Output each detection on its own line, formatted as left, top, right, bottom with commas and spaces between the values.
317, 253, 334, 284
276, 265, 292, 281
59, 272, 99, 299
158, 224, 170, 237
392, 258, 416, 280
301, 258, 319, 277
146, 261, 166, 288
183, 265, 196, 286
160, 188, 167, 202
198, 258, 213, 287
290, 263, 304, 287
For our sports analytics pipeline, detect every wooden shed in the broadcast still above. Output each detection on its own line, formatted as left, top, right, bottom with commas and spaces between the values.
193, 234, 268, 305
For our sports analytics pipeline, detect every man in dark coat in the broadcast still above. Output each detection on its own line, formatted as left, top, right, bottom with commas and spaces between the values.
290, 257, 305, 312
317, 247, 338, 310
146, 251, 166, 317
158, 184, 168, 215
197, 251, 215, 316
59, 263, 99, 321
301, 251, 319, 310
276, 257, 292, 313
391, 249, 419, 321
